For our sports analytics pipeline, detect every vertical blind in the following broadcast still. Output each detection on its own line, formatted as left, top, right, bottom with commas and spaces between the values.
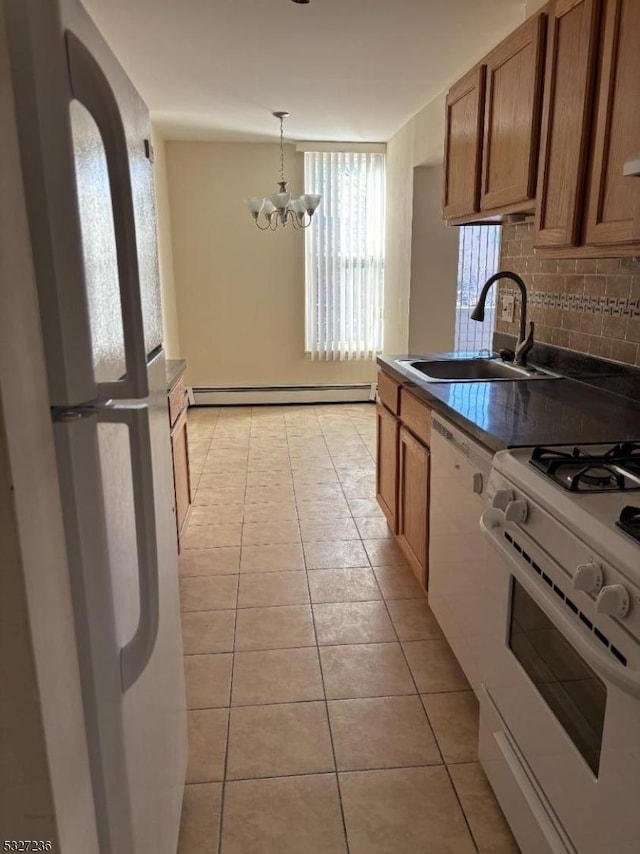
304, 152, 385, 360
454, 225, 501, 352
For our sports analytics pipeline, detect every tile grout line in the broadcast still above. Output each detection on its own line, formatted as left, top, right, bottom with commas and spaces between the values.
346, 407, 480, 851
215, 413, 248, 854
441, 762, 481, 854
223, 761, 453, 785
184, 405, 484, 851
374, 581, 448, 767
292, 413, 352, 854
321, 405, 395, 849
369, 520, 481, 850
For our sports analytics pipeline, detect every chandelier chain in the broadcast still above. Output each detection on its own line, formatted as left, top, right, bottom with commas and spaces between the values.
279, 114, 285, 184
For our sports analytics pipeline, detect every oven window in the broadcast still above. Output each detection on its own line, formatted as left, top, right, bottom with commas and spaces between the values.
509, 580, 606, 776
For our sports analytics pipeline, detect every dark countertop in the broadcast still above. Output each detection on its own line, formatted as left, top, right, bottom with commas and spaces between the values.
378, 353, 640, 452
166, 359, 187, 392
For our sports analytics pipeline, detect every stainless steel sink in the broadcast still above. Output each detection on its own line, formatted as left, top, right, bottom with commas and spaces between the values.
398, 358, 562, 383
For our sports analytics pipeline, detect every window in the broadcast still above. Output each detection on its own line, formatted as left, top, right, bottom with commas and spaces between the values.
454, 225, 501, 352
304, 151, 385, 360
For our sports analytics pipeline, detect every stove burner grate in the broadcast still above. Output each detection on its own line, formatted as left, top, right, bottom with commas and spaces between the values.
530, 444, 640, 492
569, 465, 625, 490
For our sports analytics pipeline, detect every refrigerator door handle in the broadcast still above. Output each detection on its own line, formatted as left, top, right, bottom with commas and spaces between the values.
65, 31, 149, 401
98, 404, 159, 691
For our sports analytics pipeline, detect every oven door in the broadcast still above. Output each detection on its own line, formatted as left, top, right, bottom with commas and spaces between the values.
479, 509, 640, 854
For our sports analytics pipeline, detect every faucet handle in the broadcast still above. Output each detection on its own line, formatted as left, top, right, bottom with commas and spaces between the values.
515, 321, 535, 367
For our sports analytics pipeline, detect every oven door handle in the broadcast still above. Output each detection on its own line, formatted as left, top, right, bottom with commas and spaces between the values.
480, 509, 640, 700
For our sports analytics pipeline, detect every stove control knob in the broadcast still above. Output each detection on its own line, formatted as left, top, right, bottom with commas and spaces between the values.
572, 563, 603, 595
595, 585, 630, 619
492, 489, 513, 511
504, 499, 528, 524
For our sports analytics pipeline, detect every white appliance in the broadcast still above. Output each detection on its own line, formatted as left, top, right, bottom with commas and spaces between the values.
428, 415, 495, 692
478, 443, 640, 854
4, 1, 187, 852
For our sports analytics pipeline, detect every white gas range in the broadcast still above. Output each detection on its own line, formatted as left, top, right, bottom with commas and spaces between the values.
478, 442, 640, 854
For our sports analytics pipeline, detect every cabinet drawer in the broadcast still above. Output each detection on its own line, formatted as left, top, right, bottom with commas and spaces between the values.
168, 374, 187, 427
399, 389, 431, 446
377, 370, 400, 414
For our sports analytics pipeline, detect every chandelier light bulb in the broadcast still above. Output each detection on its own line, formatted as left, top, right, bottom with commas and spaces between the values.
270, 192, 291, 211
300, 193, 321, 214
244, 196, 264, 216
245, 112, 321, 231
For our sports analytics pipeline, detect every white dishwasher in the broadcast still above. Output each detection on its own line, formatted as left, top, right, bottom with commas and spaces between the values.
428, 414, 498, 694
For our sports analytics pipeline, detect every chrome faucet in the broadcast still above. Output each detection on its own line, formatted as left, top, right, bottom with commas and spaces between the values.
470, 271, 534, 368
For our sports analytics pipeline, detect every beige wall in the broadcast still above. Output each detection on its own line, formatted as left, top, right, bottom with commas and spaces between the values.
152, 128, 182, 358
159, 7, 527, 374
383, 3, 525, 356
165, 141, 376, 388
408, 165, 459, 353
383, 94, 447, 355
384, 122, 416, 355
525, 0, 547, 14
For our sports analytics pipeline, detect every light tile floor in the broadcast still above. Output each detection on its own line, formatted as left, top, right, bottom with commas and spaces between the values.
177, 403, 520, 854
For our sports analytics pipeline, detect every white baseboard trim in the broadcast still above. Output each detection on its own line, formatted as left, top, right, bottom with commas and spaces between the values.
190, 383, 376, 406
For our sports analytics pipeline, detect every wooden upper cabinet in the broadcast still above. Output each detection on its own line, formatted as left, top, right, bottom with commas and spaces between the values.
535, 0, 601, 249
584, 0, 640, 246
480, 13, 547, 212
443, 65, 486, 220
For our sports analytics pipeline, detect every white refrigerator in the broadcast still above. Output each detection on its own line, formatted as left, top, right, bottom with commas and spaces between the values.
4, 0, 187, 851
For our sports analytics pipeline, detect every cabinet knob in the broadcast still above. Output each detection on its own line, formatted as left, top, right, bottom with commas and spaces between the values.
472, 473, 484, 495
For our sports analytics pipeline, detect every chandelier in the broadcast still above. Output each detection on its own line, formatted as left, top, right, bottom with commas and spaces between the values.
244, 111, 321, 230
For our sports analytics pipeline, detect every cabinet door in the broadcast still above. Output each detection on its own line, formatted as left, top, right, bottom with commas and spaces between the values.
584, 0, 640, 246
443, 65, 486, 220
376, 403, 399, 533
480, 13, 546, 212
397, 427, 429, 590
171, 408, 192, 548
535, 0, 601, 249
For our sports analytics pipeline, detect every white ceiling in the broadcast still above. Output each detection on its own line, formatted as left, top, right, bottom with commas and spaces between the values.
83, 0, 526, 143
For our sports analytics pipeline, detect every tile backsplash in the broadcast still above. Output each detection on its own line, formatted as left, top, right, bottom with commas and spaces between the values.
495, 220, 640, 367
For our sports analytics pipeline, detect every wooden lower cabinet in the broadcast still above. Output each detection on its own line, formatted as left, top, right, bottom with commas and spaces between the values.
171, 407, 191, 547
376, 402, 399, 533
397, 426, 430, 590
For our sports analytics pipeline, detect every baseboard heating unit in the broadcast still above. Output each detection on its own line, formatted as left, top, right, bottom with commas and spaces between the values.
190, 384, 376, 406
